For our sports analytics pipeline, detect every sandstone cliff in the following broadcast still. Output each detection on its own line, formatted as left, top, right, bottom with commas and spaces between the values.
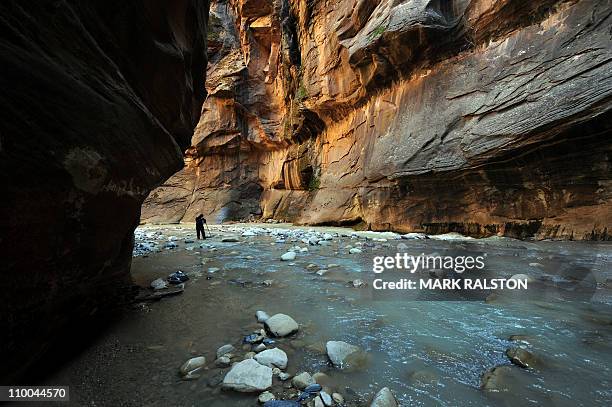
143, 0, 611, 240
0, 0, 209, 380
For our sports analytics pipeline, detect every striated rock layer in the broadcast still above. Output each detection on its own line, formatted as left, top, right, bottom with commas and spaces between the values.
143, 0, 611, 240
0, 0, 209, 380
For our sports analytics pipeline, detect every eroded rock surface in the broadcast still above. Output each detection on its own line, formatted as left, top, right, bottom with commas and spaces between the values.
0, 0, 209, 380
143, 0, 611, 241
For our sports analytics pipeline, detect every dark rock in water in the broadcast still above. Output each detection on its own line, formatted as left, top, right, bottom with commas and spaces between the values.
480, 364, 534, 392
506, 347, 538, 369
168, 270, 189, 284
0, 0, 209, 380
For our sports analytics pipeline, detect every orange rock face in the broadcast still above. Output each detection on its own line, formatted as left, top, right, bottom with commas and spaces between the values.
144, 0, 611, 240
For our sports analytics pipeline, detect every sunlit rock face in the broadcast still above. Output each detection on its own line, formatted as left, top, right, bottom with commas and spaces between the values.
144, 0, 611, 240
0, 0, 209, 380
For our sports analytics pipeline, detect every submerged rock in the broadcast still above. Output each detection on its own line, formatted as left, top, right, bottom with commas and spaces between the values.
264, 314, 299, 337
480, 365, 531, 391
509, 274, 535, 283
222, 359, 273, 392
179, 356, 206, 376
506, 347, 538, 369
370, 387, 398, 407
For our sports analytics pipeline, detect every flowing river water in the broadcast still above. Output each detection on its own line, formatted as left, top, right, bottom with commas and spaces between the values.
43, 223, 612, 406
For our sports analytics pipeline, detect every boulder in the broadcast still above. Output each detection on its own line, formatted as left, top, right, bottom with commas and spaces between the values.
326, 341, 360, 368
292, 372, 315, 390
264, 314, 299, 337
281, 251, 297, 261
254, 348, 288, 369
506, 347, 538, 369
370, 387, 398, 407
222, 359, 273, 392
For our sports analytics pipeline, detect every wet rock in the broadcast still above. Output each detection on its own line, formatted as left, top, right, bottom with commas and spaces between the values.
314, 396, 325, 407
222, 237, 240, 242
244, 352, 256, 359
292, 372, 315, 390
506, 347, 538, 369
316, 270, 328, 276
256, 311, 271, 323
215, 356, 231, 368
217, 344, 236, 359
150, 278, 168, 290
320, 391, 333, 406
480, 365, 530, 391
255, 348, 288, 369
326, 341, 360, 368
265, 314, 299, 337
179, 356, 206, 376
327, 264, 339, 269
258, 391, 276, 403
370, 387, 398, 407
351, 279, 367, 288
349, 248, 362, 254
281, 251, 297, 261
222, 359, 273, 392
508, 334, 531, 344
332, 393, 344, 404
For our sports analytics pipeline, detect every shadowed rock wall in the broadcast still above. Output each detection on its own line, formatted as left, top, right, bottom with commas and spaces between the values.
143, 0, 611, 240
0, 0, 209, 380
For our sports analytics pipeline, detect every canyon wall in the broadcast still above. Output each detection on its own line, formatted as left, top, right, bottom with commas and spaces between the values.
143, 0, 611, 240
0, 0, 209, 380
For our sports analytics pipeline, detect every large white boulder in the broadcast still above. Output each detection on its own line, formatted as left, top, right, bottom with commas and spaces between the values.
264, 314, 299, 337
222, 359, 273, 392
254, 348, 288, 369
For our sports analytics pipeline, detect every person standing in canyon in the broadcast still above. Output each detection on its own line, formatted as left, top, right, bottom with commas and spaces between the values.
196, 214, 206, 240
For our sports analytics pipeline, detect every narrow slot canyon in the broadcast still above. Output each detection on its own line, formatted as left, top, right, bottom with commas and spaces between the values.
0, 0, 611, 406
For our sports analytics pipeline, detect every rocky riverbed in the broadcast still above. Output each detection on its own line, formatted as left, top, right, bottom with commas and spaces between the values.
43, 223, 612, 406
